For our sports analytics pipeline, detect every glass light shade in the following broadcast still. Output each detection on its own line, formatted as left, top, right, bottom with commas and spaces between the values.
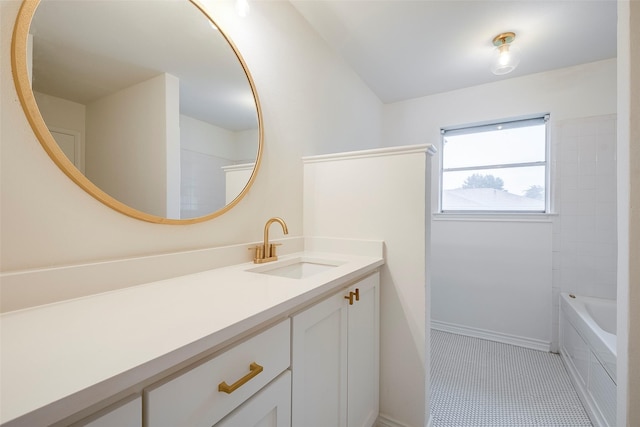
235, 0, 250, 17
491, 43, 521, 75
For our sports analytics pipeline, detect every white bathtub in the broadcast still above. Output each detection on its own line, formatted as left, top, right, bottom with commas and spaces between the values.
560, 292, 616, 427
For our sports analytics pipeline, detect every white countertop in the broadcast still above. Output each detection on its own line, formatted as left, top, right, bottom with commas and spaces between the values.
0, 250, 383, 426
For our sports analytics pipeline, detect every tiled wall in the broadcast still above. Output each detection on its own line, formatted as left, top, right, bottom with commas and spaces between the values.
551, 114, 617, 349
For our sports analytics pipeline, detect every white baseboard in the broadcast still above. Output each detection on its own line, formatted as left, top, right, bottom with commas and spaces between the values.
432, 320, 551, 352
377, 414, 413, 427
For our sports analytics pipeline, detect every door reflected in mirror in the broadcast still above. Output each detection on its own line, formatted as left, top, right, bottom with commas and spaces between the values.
15, 0, 262, 223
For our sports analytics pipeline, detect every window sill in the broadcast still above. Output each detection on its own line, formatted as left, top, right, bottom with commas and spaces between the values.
432, 212, 558, 223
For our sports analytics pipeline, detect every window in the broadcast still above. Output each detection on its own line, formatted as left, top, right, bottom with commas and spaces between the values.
440, 116, 549, 213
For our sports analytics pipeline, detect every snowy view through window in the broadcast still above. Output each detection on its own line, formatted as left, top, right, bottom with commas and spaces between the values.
441, 119, 547, 212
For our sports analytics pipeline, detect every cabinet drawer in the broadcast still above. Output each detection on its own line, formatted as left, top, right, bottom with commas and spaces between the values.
215, 370, 291, 427
145, 319, 290, 427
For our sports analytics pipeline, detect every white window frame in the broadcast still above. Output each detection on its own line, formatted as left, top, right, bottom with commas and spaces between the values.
439, 114, 551, 214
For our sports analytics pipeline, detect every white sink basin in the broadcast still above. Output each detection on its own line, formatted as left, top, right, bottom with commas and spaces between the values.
247, 257, 345, 279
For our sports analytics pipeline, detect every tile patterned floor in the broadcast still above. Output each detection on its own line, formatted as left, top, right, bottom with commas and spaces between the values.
430, 330, 592, 426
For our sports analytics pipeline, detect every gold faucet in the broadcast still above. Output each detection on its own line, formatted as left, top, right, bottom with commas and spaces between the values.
251, 217, 289, 264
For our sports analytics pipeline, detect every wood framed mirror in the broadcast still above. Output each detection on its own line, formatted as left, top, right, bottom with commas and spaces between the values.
11, 0, 263, 224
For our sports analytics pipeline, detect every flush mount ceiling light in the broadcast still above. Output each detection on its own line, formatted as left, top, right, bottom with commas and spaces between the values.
491, 32, 521, 75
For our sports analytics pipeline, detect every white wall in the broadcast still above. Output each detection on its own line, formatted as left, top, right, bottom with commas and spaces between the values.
165, 74, 181, 219
180, 114, 236, 218
630, 3, 639, 424
180, 114, 237, 158
0, 0, 382, 277
549, 114, 618, 350
33, 92, 86, 148
234, 128, 260, 161
617, 2, 639, 425
33, 93, 87, 135
304, 145, 434, 427
383, 59, 617, 349
180, 147, 228, 218
223, 163, 254, 204
86, 73, 178, 217
554, 115, 618, 300
33, 91, 86, 172
431, 219, 553, 349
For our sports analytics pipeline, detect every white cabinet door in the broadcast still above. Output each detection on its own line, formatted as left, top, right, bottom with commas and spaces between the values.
216, 371, 291, 427
291, 272, 380, 427
291, 289, 348, 427
346, 272, 380, 427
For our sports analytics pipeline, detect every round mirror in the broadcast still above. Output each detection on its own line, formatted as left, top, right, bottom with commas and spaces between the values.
11, 0, 263, 224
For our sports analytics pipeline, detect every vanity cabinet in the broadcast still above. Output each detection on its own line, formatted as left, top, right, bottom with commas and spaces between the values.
291, 272, 379, 427
216, 370, 291, 427
0, 244, 383, 427
144, 319, 290, 427
71, 396, 141, 427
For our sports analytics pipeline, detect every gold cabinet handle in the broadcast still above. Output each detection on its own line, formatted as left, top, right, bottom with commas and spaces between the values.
218, 362, 264, 394
344, 289, 360, 305
344, 292, 354, 305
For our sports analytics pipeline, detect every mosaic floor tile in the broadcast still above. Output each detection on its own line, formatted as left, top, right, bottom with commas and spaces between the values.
430, 330, 592, 427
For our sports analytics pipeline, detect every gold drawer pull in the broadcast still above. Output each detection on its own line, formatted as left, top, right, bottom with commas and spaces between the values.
218, 362, 264, 394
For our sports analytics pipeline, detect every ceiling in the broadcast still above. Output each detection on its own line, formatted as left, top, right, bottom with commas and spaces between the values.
28, 0, 618, 130
29, 0, 257, 131
289, 0, 618, 103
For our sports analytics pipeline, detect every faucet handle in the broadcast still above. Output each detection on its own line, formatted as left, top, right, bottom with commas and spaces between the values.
269, 243, 282, 259
249, 245, 264, 261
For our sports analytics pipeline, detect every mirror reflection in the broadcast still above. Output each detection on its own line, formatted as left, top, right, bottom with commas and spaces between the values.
28, 0, 260, 221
